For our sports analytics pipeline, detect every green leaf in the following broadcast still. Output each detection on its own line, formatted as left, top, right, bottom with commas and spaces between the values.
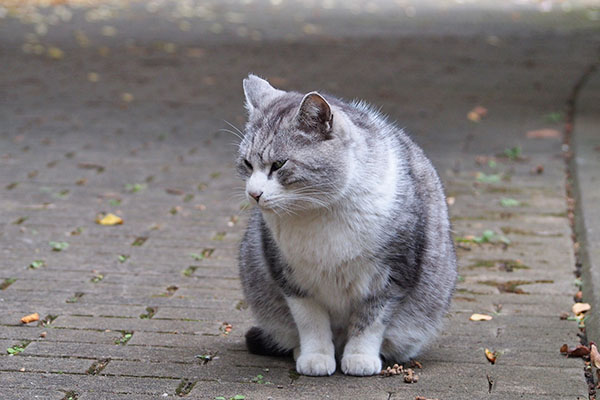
29, 260, 45, 269
125, 183, 147, 193
190, 253, 203, 261
49, 241, 69, 251
500, 197, 521, 207
232, 396, 245, 400
476, 172, 502, 183
543, 112, 563, 123
212, 232, 226, 241
118, 255, 129, 263
503, 146, 522, 160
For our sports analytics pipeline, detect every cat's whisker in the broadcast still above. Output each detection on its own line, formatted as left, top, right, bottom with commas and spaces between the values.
223, 119, 245, 136
218, 128, 244, 142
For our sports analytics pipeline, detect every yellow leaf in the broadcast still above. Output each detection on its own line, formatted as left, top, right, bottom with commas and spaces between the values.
469, 313, 492, 321
572, 302, 591, 315
467, 111, 481, 122
21, 312, 39, 324
484, 348, 497, 364
96, 213, 123, 226
47, 46, 64, 60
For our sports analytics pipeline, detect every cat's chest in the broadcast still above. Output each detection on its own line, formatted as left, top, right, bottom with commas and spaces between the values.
269, 208, 381, 269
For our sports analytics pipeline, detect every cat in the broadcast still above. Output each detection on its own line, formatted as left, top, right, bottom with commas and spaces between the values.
236, 74, 457, 376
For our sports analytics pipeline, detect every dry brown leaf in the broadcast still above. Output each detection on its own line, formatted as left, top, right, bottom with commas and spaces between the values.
526, 129, 561, 139
562, 344, 590, 358
559, 312, 569, 320
590, 343, 600, 368
96, 213, 123, 226
21, 313, 39, 324
470, 313, 493, 321
484, 348, 498, 364
572, 302, 591, 315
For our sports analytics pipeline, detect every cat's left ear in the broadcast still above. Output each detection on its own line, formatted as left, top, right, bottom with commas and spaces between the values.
296, 92, 333, 134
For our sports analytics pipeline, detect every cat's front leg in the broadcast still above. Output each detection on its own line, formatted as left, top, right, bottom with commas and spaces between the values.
286, 297, 336, 376
341, 307, 386, 376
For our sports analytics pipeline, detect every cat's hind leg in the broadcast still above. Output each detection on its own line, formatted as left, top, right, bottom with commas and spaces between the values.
380, 310, 443, 363
245, 326, 296, 357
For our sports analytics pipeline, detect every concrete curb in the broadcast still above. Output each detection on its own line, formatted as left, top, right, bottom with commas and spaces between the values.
572, 65, 600, 344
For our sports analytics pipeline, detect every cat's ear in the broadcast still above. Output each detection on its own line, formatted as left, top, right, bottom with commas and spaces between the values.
296, 92, 333, 134
243, 74, 283, 113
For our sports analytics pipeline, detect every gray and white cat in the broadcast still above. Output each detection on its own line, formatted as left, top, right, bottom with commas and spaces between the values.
237, 75, 456, 376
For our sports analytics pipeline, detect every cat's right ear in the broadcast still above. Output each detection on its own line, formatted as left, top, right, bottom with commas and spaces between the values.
243, 74, 283, 114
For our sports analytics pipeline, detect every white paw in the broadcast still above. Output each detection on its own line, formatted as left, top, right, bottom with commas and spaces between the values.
341, 353, 382, 376
296, 353, 336, 376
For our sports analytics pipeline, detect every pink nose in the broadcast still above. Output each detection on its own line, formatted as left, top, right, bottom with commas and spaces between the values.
249, 191, 263, 202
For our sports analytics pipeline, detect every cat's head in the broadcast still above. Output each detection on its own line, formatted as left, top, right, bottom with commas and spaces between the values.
236, 75, 352, 214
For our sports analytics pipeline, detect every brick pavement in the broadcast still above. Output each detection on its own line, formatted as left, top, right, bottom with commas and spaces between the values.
1, 2, 599, 399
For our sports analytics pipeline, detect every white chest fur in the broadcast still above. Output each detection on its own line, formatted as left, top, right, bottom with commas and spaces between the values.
262, 144, 399, 319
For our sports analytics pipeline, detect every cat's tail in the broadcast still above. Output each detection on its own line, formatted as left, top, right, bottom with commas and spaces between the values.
245, 326, 293, 357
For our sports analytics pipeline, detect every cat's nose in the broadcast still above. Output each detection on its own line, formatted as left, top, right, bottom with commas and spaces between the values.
249, 190, 263, 202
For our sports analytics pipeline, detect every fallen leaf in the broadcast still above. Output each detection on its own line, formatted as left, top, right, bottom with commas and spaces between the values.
47, 46, 64, 59
484, 348, 498, 364
49, 241, 69, 251
572, 303, 591, 315
470, 313, 493, 321
467, 106, 488, 122
467, 111, 481, 122
531, 164, 544, 174
20, 313, 39, 324
220, 322, 233, 335
561, 344, 590, 357
121, 92, 134, 102
590, 343, 600, 368
526, 129, 561, 139
96, 213, 123, 226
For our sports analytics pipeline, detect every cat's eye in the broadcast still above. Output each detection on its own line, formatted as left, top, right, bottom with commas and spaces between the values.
243, 159, 253, 170
270, 160, 287, 173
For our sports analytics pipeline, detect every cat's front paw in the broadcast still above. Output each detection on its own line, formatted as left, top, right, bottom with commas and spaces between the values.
296, 353, 336, 376
341, 353, 382, 376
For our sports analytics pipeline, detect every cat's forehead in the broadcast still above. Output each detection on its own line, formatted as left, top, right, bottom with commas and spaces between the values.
243, 94, 304, 155
248, 93, 301, 130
